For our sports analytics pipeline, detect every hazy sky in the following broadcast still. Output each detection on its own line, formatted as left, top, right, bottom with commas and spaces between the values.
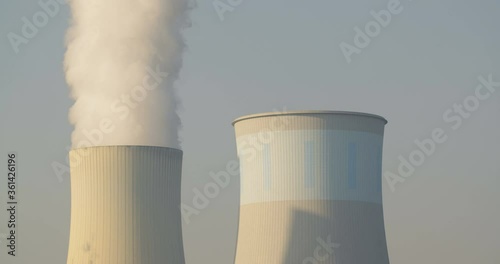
1, 0, 499, 263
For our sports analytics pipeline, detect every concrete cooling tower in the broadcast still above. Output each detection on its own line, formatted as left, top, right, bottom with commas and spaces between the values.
233, 111, 390, 264
67, 146, 185, 264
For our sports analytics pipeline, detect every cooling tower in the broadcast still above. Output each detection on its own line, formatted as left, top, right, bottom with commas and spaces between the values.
67, 146, 185, 264
233, 111, 390, 264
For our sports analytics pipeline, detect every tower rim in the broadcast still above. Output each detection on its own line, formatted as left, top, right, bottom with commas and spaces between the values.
232, 110, 388, 126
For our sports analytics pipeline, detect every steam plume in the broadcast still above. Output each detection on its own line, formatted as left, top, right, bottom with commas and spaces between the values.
64, 0, 190, 149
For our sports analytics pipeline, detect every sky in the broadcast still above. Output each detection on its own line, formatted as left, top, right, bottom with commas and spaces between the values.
0, 0, 499, 263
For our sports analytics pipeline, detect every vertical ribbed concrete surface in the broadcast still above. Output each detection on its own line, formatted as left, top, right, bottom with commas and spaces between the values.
233, 111, 390, 264
67, 146, 185, 264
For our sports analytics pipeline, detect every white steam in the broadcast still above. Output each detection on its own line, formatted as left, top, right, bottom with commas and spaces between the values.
64, 0, 190, 149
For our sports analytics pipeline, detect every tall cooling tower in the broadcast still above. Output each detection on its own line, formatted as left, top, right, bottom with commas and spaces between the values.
233, 111, 390, 264
67, 146, 185, 264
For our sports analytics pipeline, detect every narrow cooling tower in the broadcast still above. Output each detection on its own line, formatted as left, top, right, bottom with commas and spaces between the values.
233, 111, 390, 264
67, 146, 185, 264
